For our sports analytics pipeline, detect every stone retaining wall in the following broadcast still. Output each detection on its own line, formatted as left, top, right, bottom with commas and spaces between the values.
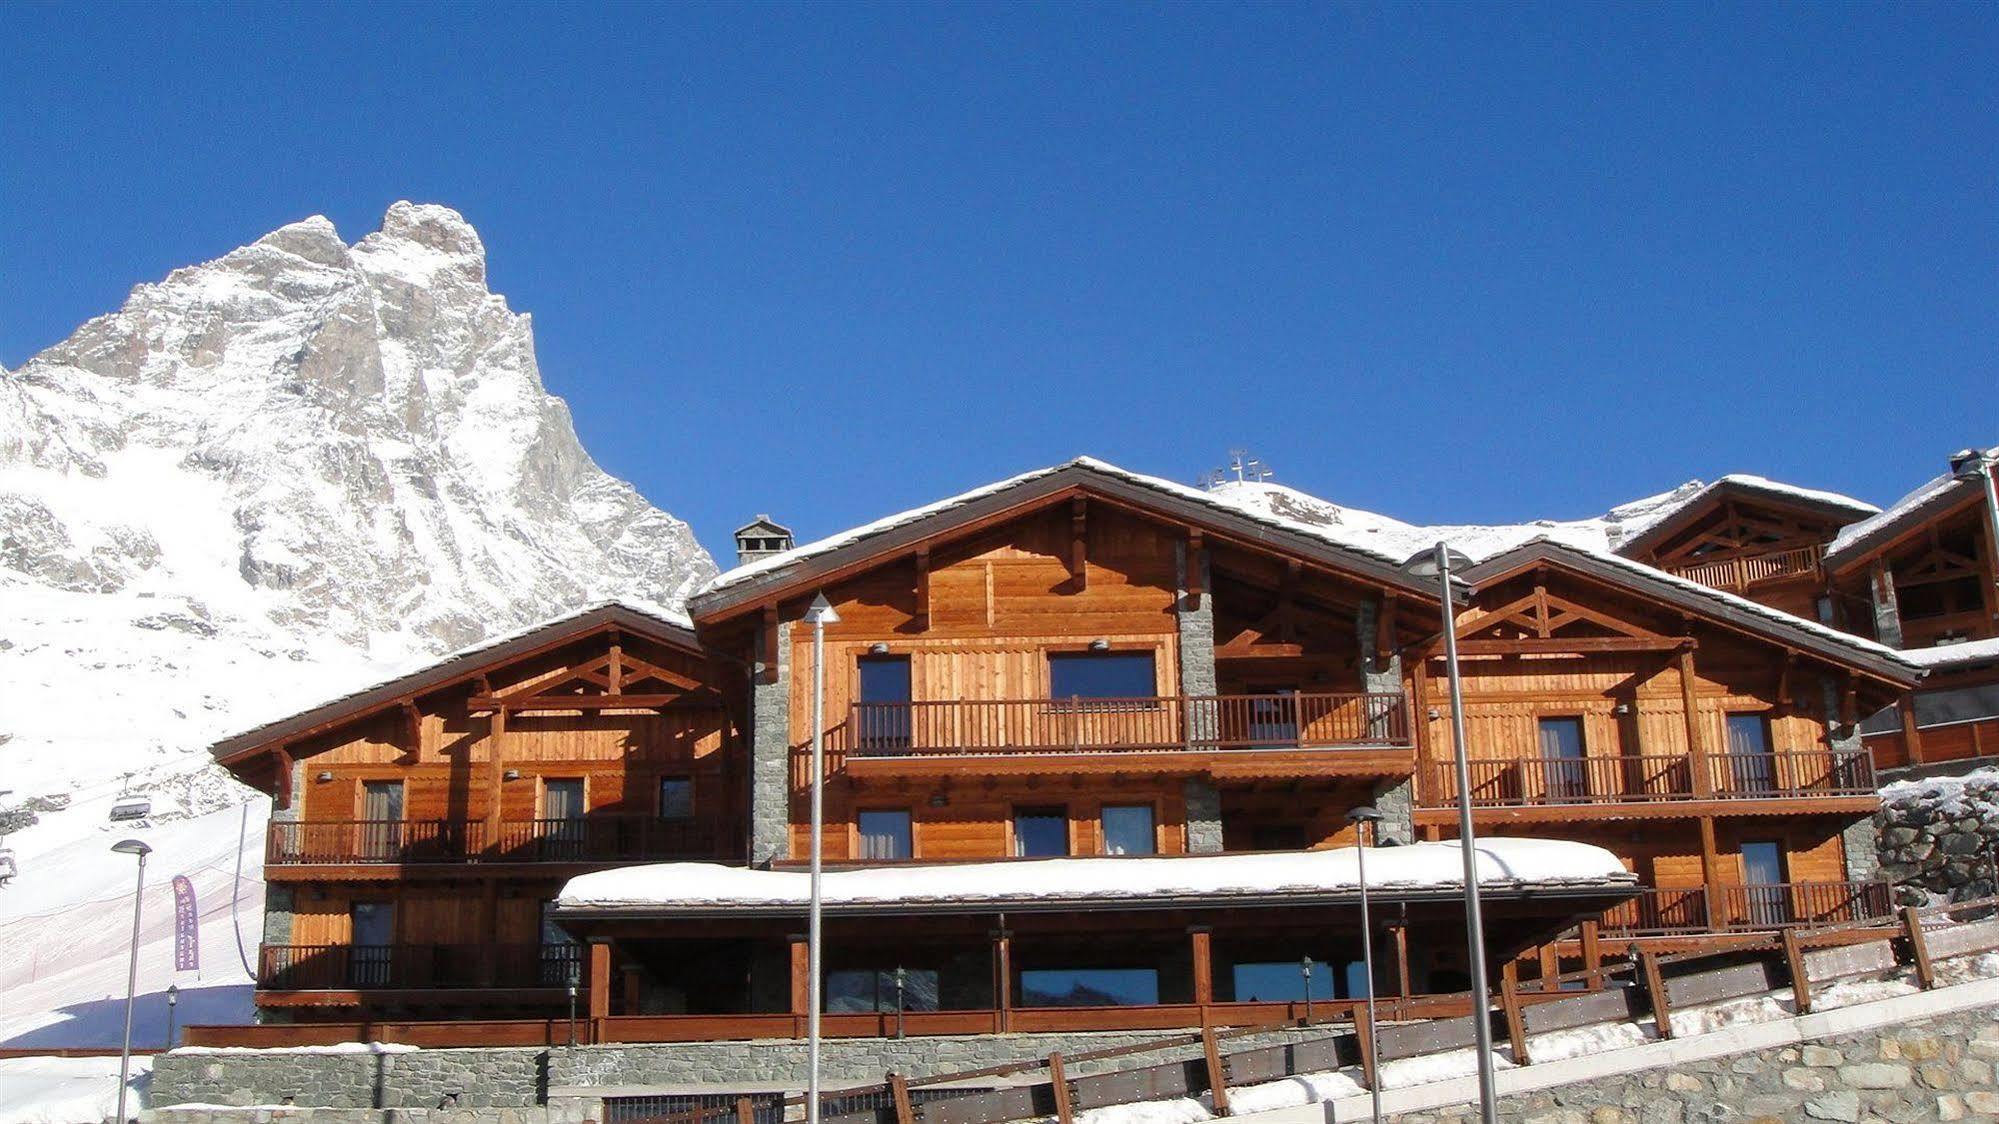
1395, 1004, 1999, 1124
1877, 769, 1999, 904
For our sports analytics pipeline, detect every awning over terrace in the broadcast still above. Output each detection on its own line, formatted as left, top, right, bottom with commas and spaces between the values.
553, 838, 1638, 919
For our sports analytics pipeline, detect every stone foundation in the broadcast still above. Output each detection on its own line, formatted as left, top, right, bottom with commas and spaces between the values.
1877, 769, 1999, 904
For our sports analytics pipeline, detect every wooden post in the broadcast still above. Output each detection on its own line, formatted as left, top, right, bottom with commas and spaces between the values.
622, 965, 642, 1014
1353, 1010, 1379, 1092
1047, 1052, 1074, 1124
735, 1096, 756, 1124
888, 1072, 916, 1124
1200, 1017, 1231, 1117
587, 939, 612, 1036
1392, 924, 1413, 1015
992, 928, 1013, 1033
273, 745, 294, 811
1678, 645, 1712, 796
788, 933, 812, 1028
1579, 920, 1603, 991
484, 707, 508, 847
1698, 817, 1723, 926
1640, 952, 1672, 1040
1499, 976, 1529, 1065
1901, 906, 1936, 989
1898, 696, 1925, 767
1189, 926, 1215, 1008
1781, 927, 1812, 1014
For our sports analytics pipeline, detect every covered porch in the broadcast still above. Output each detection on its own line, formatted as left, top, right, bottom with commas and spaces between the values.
551, 842, 1638, 1041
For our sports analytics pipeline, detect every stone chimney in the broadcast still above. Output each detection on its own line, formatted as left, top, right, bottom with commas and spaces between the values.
733, 515, 795, 565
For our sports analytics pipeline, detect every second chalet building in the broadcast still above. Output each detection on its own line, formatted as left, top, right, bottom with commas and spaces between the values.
208, 457, 1932, 1040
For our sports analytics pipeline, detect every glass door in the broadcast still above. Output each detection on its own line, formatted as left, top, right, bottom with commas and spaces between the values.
1725, 715, 1777, 794
349, 901, 395, 986
542, 778, 586, 860
1537, 718, 1587, 802
360, 780, 404, 859
1739, 840, 1790, 927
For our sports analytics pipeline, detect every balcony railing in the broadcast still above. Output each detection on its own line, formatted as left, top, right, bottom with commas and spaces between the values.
1664, 544, 1824, 592
1598, 882, 1895, 937
266, 816, 718, 866
258, 943, 581, 990
843, 692, 1411, 758
1418, 750, 1876, 808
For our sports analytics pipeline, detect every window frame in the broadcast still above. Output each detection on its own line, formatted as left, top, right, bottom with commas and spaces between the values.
657, 775, 696, 821
1098, 801, 1159, 856
1010, 804, 1072, 858
1046, 650, 1161, 710
855, 807, 916, 861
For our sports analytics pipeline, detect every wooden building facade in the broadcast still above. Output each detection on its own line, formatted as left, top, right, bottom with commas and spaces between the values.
210, 459, 1921, 1035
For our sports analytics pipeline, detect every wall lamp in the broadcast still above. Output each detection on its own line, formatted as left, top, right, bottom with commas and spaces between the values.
315, 771, 333, 783
1089, 638, 1110, 651
869, 642, 891, 655
503, 769, 522, 781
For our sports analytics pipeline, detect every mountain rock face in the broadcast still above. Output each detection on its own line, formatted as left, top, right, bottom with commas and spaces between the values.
0, 202, 715, 800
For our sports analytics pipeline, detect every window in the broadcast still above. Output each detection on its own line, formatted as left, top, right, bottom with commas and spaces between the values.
858, 809, 913, 861
349, 901, 394, 987
1250, 824, 1310, 852
541, 779, 587, 859
826, 968, 940, 1013
538, 901, 580, 986
1246, 690, 1300, 747
1739, 840, 1790, 927
1048, 651, 1157, 700
1340, 960, 1372, 1001
1013, 806, 1070, 857
360, 781, 404, 859
658, 776, 694, 820
1100, 804, 1157, 855
1536, 717, 1587, 801
857, 656, 913, 751
1020, 968, 1159, 1007
1231, 962, 1335, 1004
543, 778, 586, 820
1724, 714, 1776, 793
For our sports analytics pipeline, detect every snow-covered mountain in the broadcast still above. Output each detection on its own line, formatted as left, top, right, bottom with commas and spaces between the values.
0, 203, 715, 1051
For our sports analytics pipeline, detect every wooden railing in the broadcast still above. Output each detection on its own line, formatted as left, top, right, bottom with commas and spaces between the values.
266, 816, 718, 865
1418, 750, 1875, 808
844, 692, 1410, 757
1598, 881, 1895, 936
258, 943, 580, 990
1664, 544, 1824, 592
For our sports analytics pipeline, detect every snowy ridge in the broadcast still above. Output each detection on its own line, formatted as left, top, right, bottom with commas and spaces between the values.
1827, 444, 1998, 566
0, 204, 715, 1052
557, 839, 1635, 913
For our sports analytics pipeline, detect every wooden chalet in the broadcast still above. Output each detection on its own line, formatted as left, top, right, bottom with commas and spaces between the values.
206, 458, 1926, 1042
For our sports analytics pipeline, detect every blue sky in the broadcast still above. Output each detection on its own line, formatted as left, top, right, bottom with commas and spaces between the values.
4, 3, 1993, 559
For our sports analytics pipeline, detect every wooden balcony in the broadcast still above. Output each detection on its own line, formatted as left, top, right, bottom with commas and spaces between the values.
1663, 544, 1824, 592
838, 693, 1413, 780
1416, 750, 1876, 818
1598, 881, 1894, 937
265, 816, 719, 867
258, 943, 581, 991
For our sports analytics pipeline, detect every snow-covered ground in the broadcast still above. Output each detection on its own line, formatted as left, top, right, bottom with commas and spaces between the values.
0, 1056, 151, 1124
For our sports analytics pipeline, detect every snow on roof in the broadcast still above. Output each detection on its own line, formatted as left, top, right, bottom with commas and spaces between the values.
1827, 446, 1998, 568
695, 457, 1444, 602
1474, 538, 1921, 671
1897, 636, 1999, 671
1613, 474, 1879, 554
554, 839, 1635, 915
210, 598, 694, 757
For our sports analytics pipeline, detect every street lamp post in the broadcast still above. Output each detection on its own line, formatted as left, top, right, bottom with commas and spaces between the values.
1401, 543, 1498, 1124
803, 592, 842, 1124
164, 983, 180, 1050
112, 838, 152, 1124
1346, 805, 1384, 1124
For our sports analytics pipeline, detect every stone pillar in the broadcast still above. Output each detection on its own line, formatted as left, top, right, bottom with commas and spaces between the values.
1357, 596, 1414, 845
749, 619, 793, 866
1183, 777, 1223, 854
1870, 564, 1905, 648
261, 763, 304, 949
1177, 540, 1224, 853
1823, 677, 1882, 884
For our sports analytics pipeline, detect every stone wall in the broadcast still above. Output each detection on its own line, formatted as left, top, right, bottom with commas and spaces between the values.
1394, 1004, 1999, 1124
152, 1027, 1330, 1112
1877, 769, 1999, 904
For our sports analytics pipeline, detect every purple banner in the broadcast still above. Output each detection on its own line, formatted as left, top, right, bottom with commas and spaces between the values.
172, 874, 199, 972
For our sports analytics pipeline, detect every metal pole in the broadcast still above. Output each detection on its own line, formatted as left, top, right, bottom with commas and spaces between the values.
116, 849, 148, 1124
808, 610, 828, 1124
165, 985, 179, 1050
1300, 957, 1313, 1023
1436, 542, 1499, 1123
1979, 455, 1999, 625
1356, 824, 1382, 1124
567, 962, 579, 1048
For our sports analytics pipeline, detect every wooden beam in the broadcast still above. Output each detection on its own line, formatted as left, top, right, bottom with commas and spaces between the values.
1186, 532, 1205, 599
588, 939, 612, 1027
1048, 1051, 1074, 1124
1698, 816, 1721, 921
399, 702, 422, 759
888, 1072, 916, 1124
1499, 976, 1529, 1065
484, 708, 507, 844
1781, 927, 1812, 1014
469, 694, 714, 712
1451, 637, 1693, 656
1070, 497, 1088, 590
1189, 926, 1214, 1006
993, 928, 1013, 1033
1375, 593, 1398, 664
1278, 560, 1299, 644
1902, 906, 1936, 989
914, 548, 931, 631
1201, 1017, 1231, 1117
607, 635, 623, 695
273, 745, 294, 811
789, 932, 811, 1018
1579, 920, 1602, 991
1898, 695, 1925, 766
1640, 951, 1673, 1039
762, 605, 781, 686
1679, 645, 1713, 796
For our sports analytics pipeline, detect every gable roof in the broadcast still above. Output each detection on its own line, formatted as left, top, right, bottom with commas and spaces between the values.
1824, 446, 1997, 574
689, 457, 1452, 620
1462, 539, 1922, 685
1613, 474, 1879, 559
210, 600, 701, 766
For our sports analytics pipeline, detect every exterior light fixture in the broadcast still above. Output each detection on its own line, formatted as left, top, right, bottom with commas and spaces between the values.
801, 592, 842, 1124
112, 838, 153, 1124
315, 771, 333, 783
503, 769, 522, 781
1089, 638, 1110, 651
869, 642, 890, 655
1345, 805, 1386, 1124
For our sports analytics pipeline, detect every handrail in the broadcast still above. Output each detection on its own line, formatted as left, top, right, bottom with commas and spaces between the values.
844, 692, 1411, 757
1419, 749, 1875, 808
1664, 544, 1824, 591
266, 816, 719, 865
1597, 880, 1896, 937
257, 943, 579, 990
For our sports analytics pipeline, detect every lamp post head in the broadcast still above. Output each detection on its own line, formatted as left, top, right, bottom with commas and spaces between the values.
1399, 543, 1473, 579
111, 839, 151, 858
803, 592, 841, 626
1345, 805, 1383, 825
166, 983, 178, 1005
